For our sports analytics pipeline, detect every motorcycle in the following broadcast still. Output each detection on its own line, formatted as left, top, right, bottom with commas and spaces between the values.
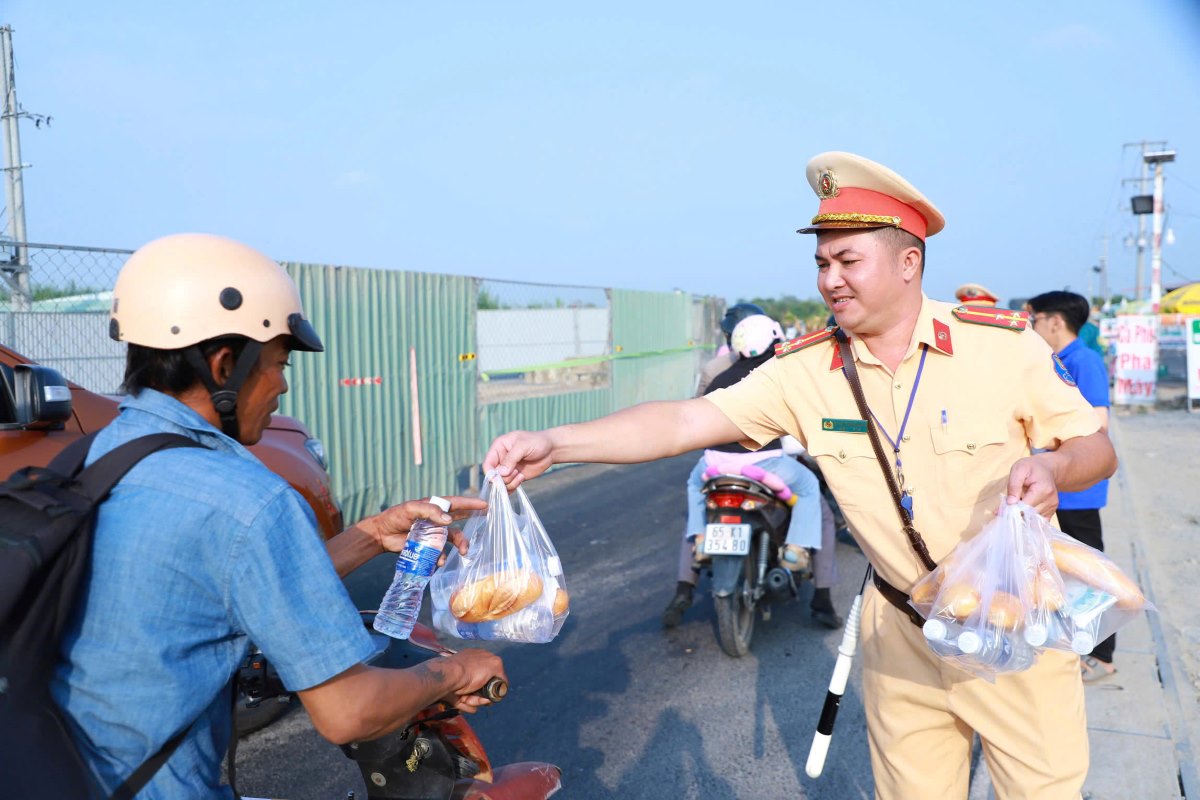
240, 613, 562, 800
700, 472, 804, 658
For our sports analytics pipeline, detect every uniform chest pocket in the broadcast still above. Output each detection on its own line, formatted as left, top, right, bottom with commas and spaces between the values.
927, 417, 1011, 507
805, 429, 877, 508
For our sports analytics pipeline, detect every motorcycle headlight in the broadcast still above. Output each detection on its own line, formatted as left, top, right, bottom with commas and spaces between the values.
304, 437, 328, 471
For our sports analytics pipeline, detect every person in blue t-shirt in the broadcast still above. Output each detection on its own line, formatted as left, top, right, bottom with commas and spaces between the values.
52, 234, 505, 799
1028, 290, 1115, 682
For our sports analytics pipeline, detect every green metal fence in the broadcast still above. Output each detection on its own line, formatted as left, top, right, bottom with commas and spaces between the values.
279, 263, 480, 523
279, 265, 720, 523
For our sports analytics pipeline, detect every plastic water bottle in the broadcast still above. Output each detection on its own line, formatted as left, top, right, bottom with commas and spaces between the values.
432, 608, 488, 641
1023, 610, 1072, 648
922, 618, 968, 658
957, 629, 1036, 673
374, 496, 452, 639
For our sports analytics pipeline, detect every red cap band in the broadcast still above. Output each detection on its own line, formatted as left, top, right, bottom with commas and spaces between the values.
814, 187, 929, 241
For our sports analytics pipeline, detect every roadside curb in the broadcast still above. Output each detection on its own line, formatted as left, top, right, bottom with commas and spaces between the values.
1094, 414, 1195, 799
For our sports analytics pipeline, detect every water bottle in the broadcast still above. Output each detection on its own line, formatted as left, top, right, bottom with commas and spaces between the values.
374, 496, 452, 639
432, 608, 488, 641
923, 618, 968, 658
1023, 610, 1072, 648
957, 628, 1036, 673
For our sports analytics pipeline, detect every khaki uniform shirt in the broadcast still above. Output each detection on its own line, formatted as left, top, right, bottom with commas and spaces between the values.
706, 296, 1101, 591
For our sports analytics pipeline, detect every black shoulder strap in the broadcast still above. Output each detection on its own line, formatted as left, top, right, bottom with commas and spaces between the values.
834, 330, 937, 572
75, 433, 203, 503
46, 431, 101, 477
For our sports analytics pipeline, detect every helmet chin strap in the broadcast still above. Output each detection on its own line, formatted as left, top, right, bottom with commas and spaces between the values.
184, 341, 264, 441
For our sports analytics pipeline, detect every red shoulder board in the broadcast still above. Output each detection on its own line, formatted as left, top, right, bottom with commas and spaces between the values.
775, 326, 837, 358
952, 305, 1028, 332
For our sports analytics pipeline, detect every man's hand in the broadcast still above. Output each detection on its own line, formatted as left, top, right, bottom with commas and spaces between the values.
483, 430, 556, 490
438, 649, 507, 714
365, 497, 488, 562
1005, 456, 1058, 517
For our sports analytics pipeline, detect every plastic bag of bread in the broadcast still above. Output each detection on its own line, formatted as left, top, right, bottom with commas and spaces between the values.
429, 472, 568, 643
908, 501, 1153, 680
906, 501, 1044, 681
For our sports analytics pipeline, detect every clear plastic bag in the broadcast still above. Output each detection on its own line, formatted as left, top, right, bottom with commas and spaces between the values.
908, 501, 1152, 681
430, 473, 568, 643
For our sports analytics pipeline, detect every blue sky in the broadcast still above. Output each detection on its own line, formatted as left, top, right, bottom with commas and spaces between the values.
5, 1, 1200, 306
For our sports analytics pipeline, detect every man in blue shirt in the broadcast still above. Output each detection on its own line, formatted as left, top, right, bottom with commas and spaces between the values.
1028, 290, 1115, 682
51, 233, 505, 798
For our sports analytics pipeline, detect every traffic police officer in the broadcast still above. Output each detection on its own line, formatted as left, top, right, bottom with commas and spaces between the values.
954, 282, 1000, 306
483, 151, 1116, 799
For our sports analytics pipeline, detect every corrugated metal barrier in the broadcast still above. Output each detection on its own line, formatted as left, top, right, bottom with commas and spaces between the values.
279, 266, 721, 523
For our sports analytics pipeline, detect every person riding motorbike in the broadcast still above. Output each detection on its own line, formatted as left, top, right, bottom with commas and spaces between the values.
696, 302, 767, 395
663, 314, 841, 629
49, 233, 505, 798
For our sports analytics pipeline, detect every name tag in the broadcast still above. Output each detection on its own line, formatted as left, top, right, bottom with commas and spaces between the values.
821, 418, 867, 433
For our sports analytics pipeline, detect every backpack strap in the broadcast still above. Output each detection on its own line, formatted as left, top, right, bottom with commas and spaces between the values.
45, 432, 101, 478
74, 433, 203, 504
108, 724, 192, 800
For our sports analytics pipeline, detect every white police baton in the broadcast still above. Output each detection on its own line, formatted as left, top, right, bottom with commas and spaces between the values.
805, 569, 869, 778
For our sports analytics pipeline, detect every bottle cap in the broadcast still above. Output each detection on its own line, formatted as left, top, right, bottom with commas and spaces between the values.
1024, 623, 1049, 647
923, 619, 948, 642
957, 631, 982, 654
1071, 631, 1095, 655
429, 496, 452, 513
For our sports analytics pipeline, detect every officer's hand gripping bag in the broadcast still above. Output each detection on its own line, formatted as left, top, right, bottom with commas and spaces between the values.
908, 502, 1153, 681
430, 473, 567, 643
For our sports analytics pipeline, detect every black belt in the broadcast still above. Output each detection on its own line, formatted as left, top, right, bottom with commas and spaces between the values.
872, 570, 926, 628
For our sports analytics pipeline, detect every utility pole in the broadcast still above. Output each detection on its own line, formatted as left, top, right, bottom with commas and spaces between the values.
1123, 140, 1168, 302
1145, 150, 1176, 313
1092, 234, 1110, 312
1, 25, 47, 312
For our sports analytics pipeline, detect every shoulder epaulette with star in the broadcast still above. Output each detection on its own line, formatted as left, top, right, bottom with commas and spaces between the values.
775, 326, 837, 358
951, 305, 1028, 332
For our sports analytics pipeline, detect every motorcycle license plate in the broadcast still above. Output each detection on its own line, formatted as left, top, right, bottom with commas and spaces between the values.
703, 523, 751, 556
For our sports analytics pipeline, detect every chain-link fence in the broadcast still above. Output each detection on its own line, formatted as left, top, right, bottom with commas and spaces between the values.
476, 278, 613, 405
0, 241, 132, 392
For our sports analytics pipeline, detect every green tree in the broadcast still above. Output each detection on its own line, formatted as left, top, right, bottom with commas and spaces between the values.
735, 294, 831, 332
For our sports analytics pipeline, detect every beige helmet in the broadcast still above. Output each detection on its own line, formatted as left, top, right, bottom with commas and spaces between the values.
109, 233, 322, 353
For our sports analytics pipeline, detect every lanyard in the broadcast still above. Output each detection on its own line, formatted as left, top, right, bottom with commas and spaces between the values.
863, 344, 929, 518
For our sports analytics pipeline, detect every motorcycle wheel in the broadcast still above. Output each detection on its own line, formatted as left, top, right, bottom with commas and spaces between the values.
714, 557, 756, 657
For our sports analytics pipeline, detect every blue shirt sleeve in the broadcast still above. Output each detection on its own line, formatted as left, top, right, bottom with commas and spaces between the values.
227, 485, 376, 691
1069, 350, 1110, 409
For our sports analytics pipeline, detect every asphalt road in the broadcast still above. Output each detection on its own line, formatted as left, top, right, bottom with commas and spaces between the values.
234, 454, 875, 800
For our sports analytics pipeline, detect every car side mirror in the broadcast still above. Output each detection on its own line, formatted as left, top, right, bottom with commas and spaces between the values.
13, 364, 73, 429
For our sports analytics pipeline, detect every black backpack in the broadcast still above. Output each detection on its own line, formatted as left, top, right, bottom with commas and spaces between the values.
0, 431, 202, 799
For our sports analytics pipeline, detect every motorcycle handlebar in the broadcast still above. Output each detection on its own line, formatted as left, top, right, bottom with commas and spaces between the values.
472, 676, 508, 703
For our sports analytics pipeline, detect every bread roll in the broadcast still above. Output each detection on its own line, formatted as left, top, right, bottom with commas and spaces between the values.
1051, 539, 1144, 609
986, 591, 1024, 631
909, 574, 941, 607
938, 581, 981, 620
552, 587, 570, 617
1029, 564, 1065, 611
451, 570, 544, 623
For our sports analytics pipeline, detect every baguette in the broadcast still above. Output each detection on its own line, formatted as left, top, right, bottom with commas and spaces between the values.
1051, 538, 1144, 609
451, 570, 544, 623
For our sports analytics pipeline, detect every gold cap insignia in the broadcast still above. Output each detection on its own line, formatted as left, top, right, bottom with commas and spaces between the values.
817, 170, 839, 199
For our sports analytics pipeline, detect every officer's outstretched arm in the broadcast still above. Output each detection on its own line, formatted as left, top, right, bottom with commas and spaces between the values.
485, 398, 744, 489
